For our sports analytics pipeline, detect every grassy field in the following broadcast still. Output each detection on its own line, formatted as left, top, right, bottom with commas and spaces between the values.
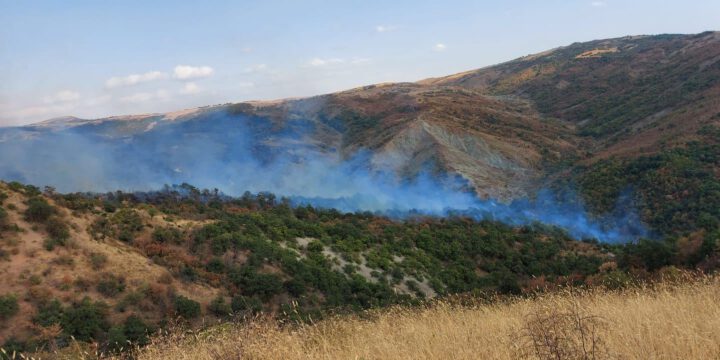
88, 274, 719, 360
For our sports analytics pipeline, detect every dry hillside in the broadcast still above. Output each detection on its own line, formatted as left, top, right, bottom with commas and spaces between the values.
105, 274, 720, 360
0, 182, 220, 344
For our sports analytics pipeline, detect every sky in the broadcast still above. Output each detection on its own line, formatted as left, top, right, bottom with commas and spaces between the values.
0, 0, 718, 126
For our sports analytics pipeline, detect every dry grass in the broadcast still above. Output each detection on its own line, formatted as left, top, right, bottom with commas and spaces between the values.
104, 275, 720, 360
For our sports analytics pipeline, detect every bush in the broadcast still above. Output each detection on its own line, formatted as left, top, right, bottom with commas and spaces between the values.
45, 217, 70, 241
208, 296, 232, 317
173, 295, 201, 319
152, 227, 182, 244
97, 274, 127, 298
0, 206, 7, 227
515, 305, 608, 360
61, 298, 109, 342
123, 315, 150, 345
105, 326, 127, 353
112, 209, 143, 243
24, 197, 56, 223
43, 237, 66, 251
230, 295, 262, 314
0, 294, 19, 320
89, 252, 108, 270
33, 299, 64, 326
206, 258, 226, 273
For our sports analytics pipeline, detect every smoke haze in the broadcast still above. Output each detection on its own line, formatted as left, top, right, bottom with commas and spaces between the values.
0, 108, 648, 242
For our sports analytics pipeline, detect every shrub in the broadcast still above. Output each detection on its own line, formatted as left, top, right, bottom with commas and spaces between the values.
284, 279, 306, 297
180, 266, 198, 282
206, 258, 226, 273
45, 217, 70, 241
43, 238, 66, 251
0, 294, 19, 320
208, 296, 232, 317
89, 252, 108, 270
24, 197, 55, 223
0, 206, 7, 227
230, 295, 262, 314
123, 315, 150, 345
515, 305, 608, 360
97, 274, 127, 298
105, 326, 127, 353
152, 227, 182, 244
112, 209, 143, 243
61, 298, 109, 342
103, 201, 117, 213
231, 269, 283, 301
33, 299, 64, 326
173, 295, 201, 319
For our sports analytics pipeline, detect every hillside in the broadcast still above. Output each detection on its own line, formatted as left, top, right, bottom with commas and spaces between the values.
422, 31, 720, 157
1, 180, 717, 355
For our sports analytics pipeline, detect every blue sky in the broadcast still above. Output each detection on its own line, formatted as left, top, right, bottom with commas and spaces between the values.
1, 0, 718, 126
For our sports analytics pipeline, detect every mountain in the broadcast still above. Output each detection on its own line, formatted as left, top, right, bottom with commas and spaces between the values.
0, 32, 719, 237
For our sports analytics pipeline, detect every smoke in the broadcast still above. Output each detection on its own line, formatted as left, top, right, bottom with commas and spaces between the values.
0, 108, 648, 242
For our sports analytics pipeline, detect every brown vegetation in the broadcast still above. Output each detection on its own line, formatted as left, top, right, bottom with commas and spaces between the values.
94, 275, 720, 360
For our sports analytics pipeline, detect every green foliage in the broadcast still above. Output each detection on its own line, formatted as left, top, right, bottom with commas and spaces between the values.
112, 208, 144, 242
8, 182, 40, 196
33, 299, 64, 327
122, 315, 150, 345
61, 298, 109, 342
152, 227, 182, 244
0, 206, 7, 228
96, 274, 127, 298
89, 252, 108, 270
105, 326, 127, 353
0, 294, 19, 320
104, 315, 152, 352
230, 295, 262, 314
229, 268, 283, 301
45, 216, 70, 241
173, 295, 201, 319
24, 197, 55, 223
208, 296, 232, 317
578, 141, 720, 237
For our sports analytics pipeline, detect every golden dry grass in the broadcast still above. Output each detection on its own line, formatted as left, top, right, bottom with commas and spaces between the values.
113, 275, 720, 360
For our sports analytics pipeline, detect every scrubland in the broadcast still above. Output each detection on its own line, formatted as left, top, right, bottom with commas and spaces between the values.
98, 274, 720, 360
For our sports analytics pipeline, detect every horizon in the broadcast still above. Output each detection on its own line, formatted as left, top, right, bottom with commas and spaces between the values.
1, 0, 719, 126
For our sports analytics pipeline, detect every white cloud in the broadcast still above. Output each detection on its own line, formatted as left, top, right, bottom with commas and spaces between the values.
307, 57, 370, 67
243, 64, 268, 73
433, 43, 447, 52
180, 82, 202, 95
375, 25, 398, 33
173, 65, 215, 79
43, 90, 81, 104
237, 82, 255, 88
308, 58, 345, 67
119, 90, 170, 103
105, 71, 167, 88
591, 1, 607, 6
350, 58, 371, 65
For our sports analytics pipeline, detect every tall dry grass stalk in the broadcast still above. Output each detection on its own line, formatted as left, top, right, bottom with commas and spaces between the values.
16, 275, 720, 360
